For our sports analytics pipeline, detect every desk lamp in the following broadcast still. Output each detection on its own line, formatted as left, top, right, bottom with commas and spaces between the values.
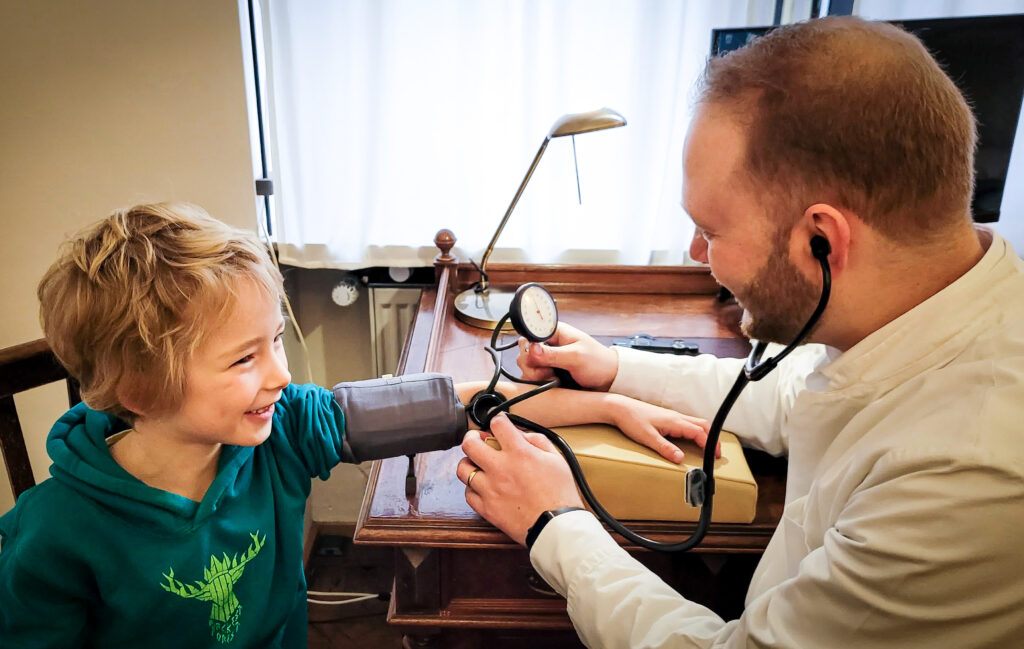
454, 108, 627, 330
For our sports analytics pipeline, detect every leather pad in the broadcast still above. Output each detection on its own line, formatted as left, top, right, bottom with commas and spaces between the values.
485, 424, 756, 523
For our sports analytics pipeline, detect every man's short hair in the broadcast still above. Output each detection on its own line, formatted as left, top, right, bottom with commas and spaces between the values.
698, 16, 977, 243
38, 203, 284, 422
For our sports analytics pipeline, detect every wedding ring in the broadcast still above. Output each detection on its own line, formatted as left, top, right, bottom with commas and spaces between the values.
467, 469, 479, 489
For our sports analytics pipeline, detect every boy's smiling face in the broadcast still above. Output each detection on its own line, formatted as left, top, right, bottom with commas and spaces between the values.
150, 278, 291, 447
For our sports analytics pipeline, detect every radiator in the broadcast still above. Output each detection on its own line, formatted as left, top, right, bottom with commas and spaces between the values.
368, 287, 421, 377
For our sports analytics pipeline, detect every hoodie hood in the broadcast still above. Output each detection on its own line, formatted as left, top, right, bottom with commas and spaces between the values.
47, 403, 253, 533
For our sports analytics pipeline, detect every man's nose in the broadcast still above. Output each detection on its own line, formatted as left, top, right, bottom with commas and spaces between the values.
689, 232, 709, 264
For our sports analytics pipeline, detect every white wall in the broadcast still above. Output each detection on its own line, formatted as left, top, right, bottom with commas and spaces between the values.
0, 1, 258, 512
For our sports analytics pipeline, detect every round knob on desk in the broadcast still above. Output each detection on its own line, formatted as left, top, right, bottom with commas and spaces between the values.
434, 229, 456, 264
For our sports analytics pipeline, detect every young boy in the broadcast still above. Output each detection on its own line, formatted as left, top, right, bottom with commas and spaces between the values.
0, 202, 712, 648
0, 203, 475, 648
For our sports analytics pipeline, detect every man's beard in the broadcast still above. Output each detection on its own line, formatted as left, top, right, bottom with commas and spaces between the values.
733, 235, 822, 344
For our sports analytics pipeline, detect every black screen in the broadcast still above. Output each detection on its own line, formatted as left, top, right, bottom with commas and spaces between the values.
710, 14, 1024, 222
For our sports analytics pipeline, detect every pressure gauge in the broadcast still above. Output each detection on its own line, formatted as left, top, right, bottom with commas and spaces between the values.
509, 283, 559, 342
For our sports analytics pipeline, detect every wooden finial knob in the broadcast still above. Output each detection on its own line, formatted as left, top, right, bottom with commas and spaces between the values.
434, 229, 456, 263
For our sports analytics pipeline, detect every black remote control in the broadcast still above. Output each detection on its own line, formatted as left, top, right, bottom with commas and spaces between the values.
611, 334, 699, 355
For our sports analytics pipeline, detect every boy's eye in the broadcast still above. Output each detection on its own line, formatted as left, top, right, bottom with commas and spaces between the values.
234, 354, 255, 367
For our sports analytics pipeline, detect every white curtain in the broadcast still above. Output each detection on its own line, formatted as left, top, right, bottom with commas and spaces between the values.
261, 1, 774, 269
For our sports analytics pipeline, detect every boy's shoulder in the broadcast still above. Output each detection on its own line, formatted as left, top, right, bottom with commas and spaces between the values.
0, 478, 84, 551
273, 383, 338, 421
279, 382, 332, 401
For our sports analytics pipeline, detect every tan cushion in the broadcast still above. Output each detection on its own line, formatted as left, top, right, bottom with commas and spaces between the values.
490, 424, 757, 523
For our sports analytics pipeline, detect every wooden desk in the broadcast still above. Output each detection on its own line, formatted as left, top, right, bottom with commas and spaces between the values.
355, 242, 787, 649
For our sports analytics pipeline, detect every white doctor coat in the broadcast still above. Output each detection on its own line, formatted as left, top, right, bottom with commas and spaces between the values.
530, 228, 1024, 648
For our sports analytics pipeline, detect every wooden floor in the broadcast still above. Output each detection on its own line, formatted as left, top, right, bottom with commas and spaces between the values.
305, 535, 403, 649
304, 535, 588, 649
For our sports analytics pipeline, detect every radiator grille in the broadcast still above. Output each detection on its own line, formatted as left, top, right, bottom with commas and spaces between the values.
368, 287, 421, 377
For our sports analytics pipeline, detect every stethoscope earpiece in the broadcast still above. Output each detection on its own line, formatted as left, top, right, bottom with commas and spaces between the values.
810, 235, 831, 261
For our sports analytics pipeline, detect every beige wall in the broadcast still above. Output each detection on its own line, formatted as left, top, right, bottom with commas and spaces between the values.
0, 2, 378, 522
0, 1, 259, 512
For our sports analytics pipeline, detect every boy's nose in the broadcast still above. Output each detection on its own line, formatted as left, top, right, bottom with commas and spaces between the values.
267, 350, 291, 389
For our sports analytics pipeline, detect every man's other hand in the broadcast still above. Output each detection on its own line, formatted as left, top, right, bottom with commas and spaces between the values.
516, 322, 619, 391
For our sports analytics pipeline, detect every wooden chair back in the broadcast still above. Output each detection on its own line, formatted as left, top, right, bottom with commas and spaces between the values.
0, 339, 80, 501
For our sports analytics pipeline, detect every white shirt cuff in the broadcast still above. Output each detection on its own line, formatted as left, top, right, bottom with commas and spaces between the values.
528, 509, 623, 597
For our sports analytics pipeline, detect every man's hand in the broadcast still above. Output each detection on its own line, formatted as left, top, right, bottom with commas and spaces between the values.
457, 413, 584, 546
606, 394, 720, 463
516, 322, 619, 391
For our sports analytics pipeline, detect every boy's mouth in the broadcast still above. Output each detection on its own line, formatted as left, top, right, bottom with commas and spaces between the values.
246, 404, 275, 416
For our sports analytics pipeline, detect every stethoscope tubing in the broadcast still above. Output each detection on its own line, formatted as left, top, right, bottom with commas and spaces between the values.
474, 249, 831, 552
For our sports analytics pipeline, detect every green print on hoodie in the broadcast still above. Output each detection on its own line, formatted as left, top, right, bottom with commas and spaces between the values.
161, 531, 265, 643
0, 383, 345, 649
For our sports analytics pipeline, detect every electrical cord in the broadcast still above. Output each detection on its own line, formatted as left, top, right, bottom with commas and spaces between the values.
306, 590, 388, 606
257, 206, 315, 384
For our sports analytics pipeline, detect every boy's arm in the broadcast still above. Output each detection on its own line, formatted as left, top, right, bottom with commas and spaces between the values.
0, 510, 91, 647
609, 344, 828, 456
457, 381, 716, 462
275, 376, 468, 478
515, 322, 826, 456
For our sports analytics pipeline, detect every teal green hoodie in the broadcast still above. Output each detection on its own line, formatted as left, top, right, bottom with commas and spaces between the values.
0, 382, 345, 648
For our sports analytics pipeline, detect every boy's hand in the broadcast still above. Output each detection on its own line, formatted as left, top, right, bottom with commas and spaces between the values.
457, 413, 584, 546
516, 322, 618, 391
606, 395, 720, 463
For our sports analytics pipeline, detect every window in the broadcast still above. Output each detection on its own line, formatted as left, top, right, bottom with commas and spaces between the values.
250, 1, 775, 269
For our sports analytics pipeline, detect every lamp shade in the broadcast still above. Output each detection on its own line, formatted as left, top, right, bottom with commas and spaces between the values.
454, 108, 627, 331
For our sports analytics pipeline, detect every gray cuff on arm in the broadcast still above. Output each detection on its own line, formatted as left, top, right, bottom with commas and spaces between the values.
332, 373, 468, 463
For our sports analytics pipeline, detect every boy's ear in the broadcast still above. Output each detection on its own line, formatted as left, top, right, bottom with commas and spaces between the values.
116, 382, 148, 420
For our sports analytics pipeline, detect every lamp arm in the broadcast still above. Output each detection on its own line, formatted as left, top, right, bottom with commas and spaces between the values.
477, 136, 551, 291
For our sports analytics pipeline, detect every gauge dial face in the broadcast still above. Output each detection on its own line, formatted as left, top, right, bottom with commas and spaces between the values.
513, 284, 558, 341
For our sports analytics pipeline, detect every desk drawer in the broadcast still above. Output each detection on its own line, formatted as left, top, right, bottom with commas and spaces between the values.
390, 545, 759, 631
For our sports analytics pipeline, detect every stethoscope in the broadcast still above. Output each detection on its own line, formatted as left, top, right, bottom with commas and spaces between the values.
467, 235, 831, 552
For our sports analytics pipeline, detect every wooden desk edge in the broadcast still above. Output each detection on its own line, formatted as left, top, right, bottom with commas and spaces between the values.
354, 262, 780, 553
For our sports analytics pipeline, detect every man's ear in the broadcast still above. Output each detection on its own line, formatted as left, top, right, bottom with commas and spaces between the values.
796, 203, 851, 274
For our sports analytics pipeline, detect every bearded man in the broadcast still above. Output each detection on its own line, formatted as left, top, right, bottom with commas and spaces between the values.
457, 16, 1024, 648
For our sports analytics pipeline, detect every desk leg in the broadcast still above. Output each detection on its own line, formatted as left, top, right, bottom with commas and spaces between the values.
395, 546, 442, 648
403, 634, 441, 649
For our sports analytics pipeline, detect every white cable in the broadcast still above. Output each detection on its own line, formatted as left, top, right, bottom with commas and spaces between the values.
306, 591, 380, 606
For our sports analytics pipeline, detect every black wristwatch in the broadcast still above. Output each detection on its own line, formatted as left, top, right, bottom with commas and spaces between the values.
525, 506, 584, 550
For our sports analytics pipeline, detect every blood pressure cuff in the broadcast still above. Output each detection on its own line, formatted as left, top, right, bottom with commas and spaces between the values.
332, 373, 467, 463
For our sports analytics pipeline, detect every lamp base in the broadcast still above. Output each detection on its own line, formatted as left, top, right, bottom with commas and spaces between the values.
454, 287, 516, 331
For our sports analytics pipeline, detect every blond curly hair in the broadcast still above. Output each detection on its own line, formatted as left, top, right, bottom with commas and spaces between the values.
38, 203, 284, 421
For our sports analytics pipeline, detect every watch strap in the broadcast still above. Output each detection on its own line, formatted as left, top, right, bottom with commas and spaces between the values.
525, 506, 584, 550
